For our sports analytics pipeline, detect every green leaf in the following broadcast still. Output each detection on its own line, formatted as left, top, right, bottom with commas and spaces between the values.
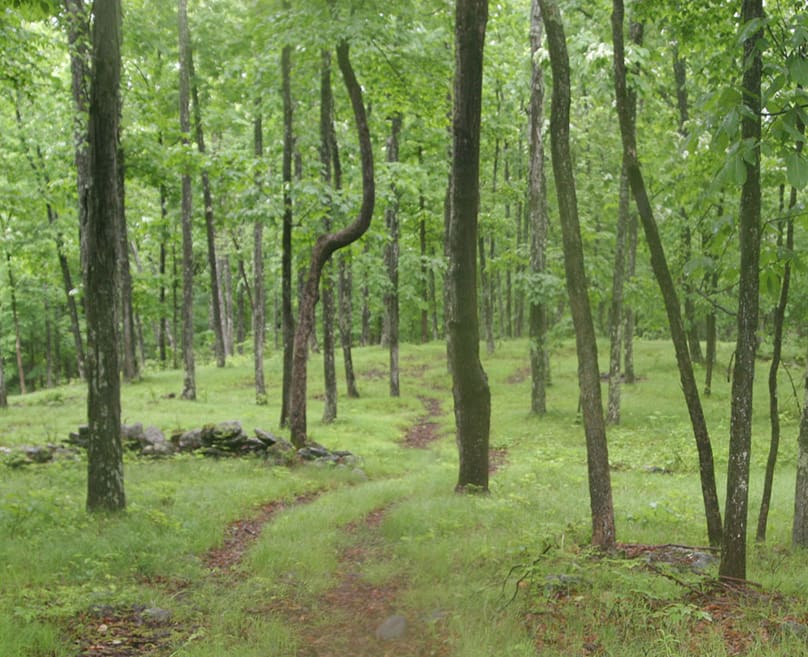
785, 150, 808, 189
788, 55, 808, 87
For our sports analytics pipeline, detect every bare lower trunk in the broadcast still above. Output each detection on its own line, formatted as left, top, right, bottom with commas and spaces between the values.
253, 111, 267, 402
384, 114, 402, 397
338, 253, 360, 398
280, 33, 295, 427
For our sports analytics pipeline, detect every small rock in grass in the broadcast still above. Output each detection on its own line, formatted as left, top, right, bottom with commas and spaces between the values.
375, 614, 407, 641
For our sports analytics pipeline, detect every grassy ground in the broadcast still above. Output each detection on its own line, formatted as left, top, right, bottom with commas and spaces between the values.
1, 338, 808, 656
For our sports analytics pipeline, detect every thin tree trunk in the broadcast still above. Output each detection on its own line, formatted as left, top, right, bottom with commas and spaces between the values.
5, 253, 26, 395
361, 239, 372, 346
384, 114, 402, 397
289, 37, 375, 447
703, 205, 721, 396
793, 349, 808, 547
448, 0, 491, 492
85, 0, 125, 512
253, 108, 267, 403
338, 253, 360, 398
280, 19, 295, 427
0, 352, 6, 408
758, 184, 797, 542
612, 0, 722, 547
159, 185, 169, 366
719, 0, 763, 581
623, 209, 638, 383
540, 0, 615, 549
606, 160, 630, 425
188, 50, 226, 368
219, 255, 234, 356
178, 0, 196, 401
418, 148, 430, 344
117, 147, 138, 382
528, 0, 549, 416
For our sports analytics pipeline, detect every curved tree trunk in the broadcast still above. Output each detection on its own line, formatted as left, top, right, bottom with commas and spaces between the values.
448, 0, 491, 493
85, 0, 125, 512
612, 0, 722, 547
757, 187, 796, 542
528, 0, 549, 416
540, 0, 615, 549
289, 39, 375, 447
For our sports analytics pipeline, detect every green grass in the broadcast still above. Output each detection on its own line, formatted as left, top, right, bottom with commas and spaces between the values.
1, 338, 808, 656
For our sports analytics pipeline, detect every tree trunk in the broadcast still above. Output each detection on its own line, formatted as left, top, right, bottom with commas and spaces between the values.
63, 0, 89, 381
418, 148, 430, 344
623, 209, 638, 384
188, 49, 226, 368
280, 24, 295, 428
0, 353, 6, 408
448, 0, 491, 493
703, 206, 720, 396
528, 0, 549, 416
85, 0, 125, 512
253, 108, 267, 403
338, 253, 360, 398
606, 160, 630, 425
719, 0, 763, 581
540, 0, 615, 549
793, 351, 808, 547
320, 49, 338, 424
384, 114, 402, 397
758, 186, 797, 542
5, 253, 26, 395
612, 0, 722, 547
178, 0, 196, 401
117, 148, 139, 382
159, 185, 169, 366
289, 38, 375, 447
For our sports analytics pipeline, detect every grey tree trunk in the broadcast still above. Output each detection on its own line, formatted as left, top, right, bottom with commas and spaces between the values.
289, 38, 375, 447
0, 353, 6, 408
5, 252, 26, 395
612, 0, 722, 547
540, 0, 615, 549
719, 0, 763, 581
448, 0, 491, 493
117, 148, 138, 382
793, 349, 808, 547
384, 114, 402, 397
338, 252, 360, 398
528, 0, 549, 416
178, 0, 196, 401
84, 0, 125, 512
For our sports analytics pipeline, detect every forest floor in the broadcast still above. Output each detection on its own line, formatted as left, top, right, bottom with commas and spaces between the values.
4, 339, 808, 657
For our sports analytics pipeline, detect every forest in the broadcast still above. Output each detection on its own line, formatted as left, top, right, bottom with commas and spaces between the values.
1, 0, 808, 655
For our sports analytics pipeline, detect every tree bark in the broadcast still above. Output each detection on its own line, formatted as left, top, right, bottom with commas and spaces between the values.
159, 185, 169, 366
178, 0, 196, 401
793, 352, 808, 547
528, 0, 549, 416
447, 0, 491, 492
719, 0, 763, 581
279, 22, 295, 427
612, 0, 722, 547
253, 107, 267, 403
117, 147, 138, 382
540, 0, 615, 548
0, 352, 6, 408
289, 39, 375, 447
84, 0, 125, 512
384, 114, 402, 397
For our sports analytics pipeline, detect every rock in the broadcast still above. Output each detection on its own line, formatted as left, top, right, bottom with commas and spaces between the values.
141, 607, 172, 625
375, 614, 407, 641
255, 427, 281, 446
175, 428, 204, 452
297, 444, 333, 460
687, 551, 717, 572
23, 446, 53, 463
643, 465, 672, 474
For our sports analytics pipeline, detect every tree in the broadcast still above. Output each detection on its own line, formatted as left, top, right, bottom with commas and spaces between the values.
178, 0, 196, 401
384, 114, 402, 398
527, 0, 548, 416
253, 104, 267, 404
288, 36, 375, 447
447, 0, 491, 492
611, 0, 722, 547
720, 0, 764, 580
84, 0, 125, 512
539, 0, 615, 549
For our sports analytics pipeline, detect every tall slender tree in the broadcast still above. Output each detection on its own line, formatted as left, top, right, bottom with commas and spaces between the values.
720, 0, 764, 580
84, 0, 125, 512
539, 0, 615, 548
178, 0, 196, 401
528, 0, 549, 416
253, 104, 267, 403
448, 0, 491, 492
612, 0, 722, 546
385, 114, 402, 398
